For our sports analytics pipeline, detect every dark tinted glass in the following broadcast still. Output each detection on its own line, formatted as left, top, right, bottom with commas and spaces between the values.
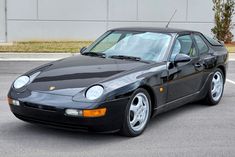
171, 35, 197, 60
194, 35, 209, 54
204, 35, 222, 46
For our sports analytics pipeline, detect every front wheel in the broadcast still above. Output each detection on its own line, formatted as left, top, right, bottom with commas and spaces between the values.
120, 88, 151, 137
204, 68, 224, 106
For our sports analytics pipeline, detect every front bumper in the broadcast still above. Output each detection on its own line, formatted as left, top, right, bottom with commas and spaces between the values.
8, 91, 129, 132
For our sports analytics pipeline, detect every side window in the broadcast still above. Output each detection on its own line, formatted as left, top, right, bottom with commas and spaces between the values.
170, 35, 197, 60
194, 34, 209, 54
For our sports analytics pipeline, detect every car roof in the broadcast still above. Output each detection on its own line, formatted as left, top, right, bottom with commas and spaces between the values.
109, 27, 199, 34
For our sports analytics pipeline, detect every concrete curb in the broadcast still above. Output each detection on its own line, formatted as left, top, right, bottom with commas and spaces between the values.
0, 52, 74, 61
229, 53, 235, 61
0, 52, 234, 61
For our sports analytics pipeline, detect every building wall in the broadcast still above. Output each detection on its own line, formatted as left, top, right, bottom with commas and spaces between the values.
0, 0, 6, 42
3, 0, 235, 42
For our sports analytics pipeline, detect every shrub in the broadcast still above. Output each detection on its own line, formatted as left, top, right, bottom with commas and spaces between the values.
212, 0, 235, 43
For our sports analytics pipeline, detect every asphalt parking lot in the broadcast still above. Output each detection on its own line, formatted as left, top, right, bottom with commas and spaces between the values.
0, 61, 235, 157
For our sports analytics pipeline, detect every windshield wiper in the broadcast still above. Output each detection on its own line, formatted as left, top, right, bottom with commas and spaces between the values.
82, 52, 106, 58
109, 55, 142, 61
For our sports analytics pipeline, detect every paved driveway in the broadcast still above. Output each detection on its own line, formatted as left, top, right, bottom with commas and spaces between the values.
0, 61, 235, 157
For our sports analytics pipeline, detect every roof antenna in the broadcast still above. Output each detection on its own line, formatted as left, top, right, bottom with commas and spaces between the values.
165, 10, 177, 28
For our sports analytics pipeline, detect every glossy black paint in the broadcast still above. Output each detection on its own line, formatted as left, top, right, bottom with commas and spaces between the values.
8, 27, 228, 132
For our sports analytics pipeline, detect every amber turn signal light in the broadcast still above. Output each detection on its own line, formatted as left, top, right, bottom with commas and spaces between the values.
83, 108, 107, 117
7, 97, 13, 105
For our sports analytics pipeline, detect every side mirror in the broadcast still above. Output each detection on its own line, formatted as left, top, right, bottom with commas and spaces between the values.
80, 47, 87, 54
174, 54, 191, 65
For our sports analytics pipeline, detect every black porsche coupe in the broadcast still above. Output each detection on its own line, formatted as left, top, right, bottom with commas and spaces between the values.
8, 27, 228, 137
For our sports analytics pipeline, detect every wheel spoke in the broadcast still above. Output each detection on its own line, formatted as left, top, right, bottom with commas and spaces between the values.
216, 79, 220, 85
136, 96, 143, 108
212, 77, 217, 84
130, 115, 138, 127
216, 85, 221, 95
211, 85, 217, 94
139, 111, 146, 123
130, 104, 138, 114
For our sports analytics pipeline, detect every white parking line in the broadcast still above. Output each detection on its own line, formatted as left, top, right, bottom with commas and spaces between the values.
0, 58, 58, 61
226, 79, 235, 85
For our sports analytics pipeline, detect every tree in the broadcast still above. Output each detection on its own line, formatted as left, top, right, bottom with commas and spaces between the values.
212, 0, 235, 43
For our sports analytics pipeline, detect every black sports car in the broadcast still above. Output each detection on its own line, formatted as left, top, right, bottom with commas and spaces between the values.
8, 27, 228, 137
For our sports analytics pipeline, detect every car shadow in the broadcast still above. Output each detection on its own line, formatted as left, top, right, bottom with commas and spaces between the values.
147, 102, 208, 129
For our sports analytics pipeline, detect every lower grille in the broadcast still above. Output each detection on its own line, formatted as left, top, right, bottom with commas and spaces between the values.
23, 102, 57, 112
14, 113, 88, 131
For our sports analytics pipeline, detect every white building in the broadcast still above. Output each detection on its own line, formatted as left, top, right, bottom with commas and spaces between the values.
0, 0, 235, 42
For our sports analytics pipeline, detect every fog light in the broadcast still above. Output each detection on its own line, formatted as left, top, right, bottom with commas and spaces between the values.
13, 100, 20, 106
8, 97, 20, 106
65, 109, 82, 117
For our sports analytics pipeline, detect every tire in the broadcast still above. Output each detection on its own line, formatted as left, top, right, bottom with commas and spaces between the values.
204, 68, 224, 106
120, 88, 152, 137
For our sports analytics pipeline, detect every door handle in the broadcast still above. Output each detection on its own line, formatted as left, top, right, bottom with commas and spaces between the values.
194, 62, 202, 68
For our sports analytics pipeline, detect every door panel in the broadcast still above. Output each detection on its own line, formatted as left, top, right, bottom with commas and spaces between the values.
167, 59, 203, 102
167, 34, 204, 102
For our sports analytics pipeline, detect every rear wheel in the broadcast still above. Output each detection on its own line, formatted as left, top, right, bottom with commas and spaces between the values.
204, 68, 224, 106
120, 88, 151, 137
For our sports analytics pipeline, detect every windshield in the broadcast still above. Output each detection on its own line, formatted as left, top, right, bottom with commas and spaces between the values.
85, 31, 172, 62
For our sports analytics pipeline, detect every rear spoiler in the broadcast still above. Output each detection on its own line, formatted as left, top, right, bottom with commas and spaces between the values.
218, 40, 224, 45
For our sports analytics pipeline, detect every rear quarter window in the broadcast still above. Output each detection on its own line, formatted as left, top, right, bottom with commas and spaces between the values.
204, 35, 223, 46
194, 35, 209, 54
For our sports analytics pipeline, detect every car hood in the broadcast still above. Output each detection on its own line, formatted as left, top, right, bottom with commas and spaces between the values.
27, 55, 148, 96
